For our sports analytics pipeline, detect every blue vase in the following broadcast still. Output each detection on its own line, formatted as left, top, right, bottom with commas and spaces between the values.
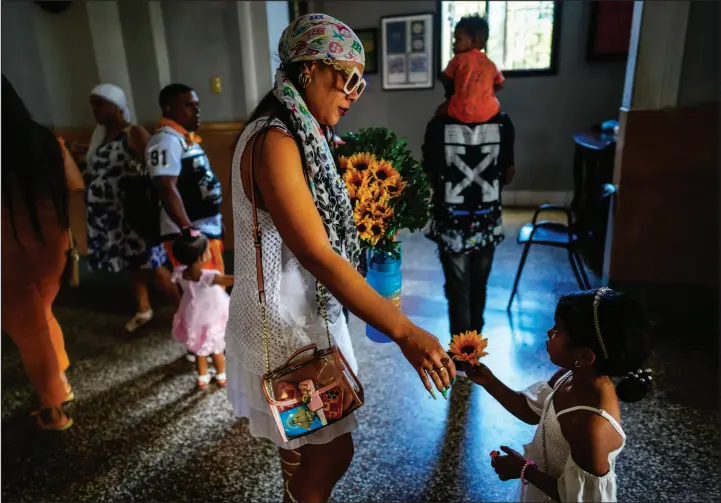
365, 246, 402, 344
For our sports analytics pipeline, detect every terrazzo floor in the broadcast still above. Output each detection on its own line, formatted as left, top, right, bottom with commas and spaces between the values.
2, 209, 719, 502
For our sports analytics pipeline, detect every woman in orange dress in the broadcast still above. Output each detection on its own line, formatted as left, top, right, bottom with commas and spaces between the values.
1, 75, 85, 430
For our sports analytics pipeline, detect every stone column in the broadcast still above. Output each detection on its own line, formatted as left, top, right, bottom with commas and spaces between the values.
237, 1, 288, 117
86, 0, 137, 118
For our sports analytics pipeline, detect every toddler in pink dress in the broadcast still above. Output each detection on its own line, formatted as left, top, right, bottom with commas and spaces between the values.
171, 229, 234, 389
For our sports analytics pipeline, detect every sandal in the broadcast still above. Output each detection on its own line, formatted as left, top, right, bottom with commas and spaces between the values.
196, 373, 211, 390
281, 449, 301, 477
31, 408, 73, 431
62, 374, 75, 403
284, 480, 300, 503
215, 372, 227, 388
125, 310, 153, 333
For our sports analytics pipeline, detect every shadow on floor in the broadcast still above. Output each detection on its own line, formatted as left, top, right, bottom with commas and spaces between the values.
2, 213, 719, 502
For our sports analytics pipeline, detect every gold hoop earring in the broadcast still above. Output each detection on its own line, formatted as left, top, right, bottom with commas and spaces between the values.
574, 360, 582, 368
299, 68, 312, 89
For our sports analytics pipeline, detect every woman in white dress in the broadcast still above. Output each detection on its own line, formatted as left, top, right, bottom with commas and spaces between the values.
226, 14, 456, 503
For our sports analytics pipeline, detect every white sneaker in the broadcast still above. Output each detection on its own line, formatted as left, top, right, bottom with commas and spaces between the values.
125, 310, 153, 332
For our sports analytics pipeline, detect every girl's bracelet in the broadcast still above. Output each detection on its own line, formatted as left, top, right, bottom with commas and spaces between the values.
520, 460, 537, 485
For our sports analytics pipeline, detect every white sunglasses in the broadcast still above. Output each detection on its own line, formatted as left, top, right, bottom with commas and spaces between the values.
322, 58, 366, 97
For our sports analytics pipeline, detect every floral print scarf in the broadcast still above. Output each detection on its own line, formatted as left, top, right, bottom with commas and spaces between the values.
272, 14, 365, 321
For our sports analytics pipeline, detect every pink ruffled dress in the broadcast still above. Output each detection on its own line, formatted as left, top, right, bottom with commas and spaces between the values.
172, 267, 229, 356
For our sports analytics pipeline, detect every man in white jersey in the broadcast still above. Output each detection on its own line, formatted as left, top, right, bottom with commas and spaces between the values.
146, 83, 225, 362
145, 83, 224, 273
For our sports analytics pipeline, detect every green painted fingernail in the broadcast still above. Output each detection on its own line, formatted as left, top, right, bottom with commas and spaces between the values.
451, 377, 457, 385
441, 388, 449, 399
429, 389, 437, 400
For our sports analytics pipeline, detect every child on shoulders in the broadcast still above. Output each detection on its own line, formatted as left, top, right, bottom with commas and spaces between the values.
437, 15, 504, 123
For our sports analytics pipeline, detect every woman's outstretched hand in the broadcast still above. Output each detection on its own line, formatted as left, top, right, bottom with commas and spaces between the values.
395, 325, 456, 394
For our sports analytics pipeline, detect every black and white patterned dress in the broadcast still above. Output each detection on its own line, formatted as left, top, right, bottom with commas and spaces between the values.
85, 132, 166, 272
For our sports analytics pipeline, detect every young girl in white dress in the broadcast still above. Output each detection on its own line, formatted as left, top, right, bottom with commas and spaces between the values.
171, 229, 234, 389
468, 288, 653, 502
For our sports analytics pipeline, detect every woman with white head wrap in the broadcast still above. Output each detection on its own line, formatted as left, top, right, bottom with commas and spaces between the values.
226, 14, 455, 502
85, 84, 179, 332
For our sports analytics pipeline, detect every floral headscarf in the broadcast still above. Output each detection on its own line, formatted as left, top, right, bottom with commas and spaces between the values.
273, 14, 364, 322
278, 14, 365, 65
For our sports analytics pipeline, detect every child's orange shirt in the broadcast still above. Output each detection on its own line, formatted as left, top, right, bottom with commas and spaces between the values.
445, 49, 504, 123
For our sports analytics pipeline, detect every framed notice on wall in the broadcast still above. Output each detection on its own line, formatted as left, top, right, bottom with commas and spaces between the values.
355, 28, 379, 74
381, 13, 434, 91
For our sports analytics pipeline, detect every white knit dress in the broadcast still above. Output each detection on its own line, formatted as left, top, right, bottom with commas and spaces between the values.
225, 118, 359, 450
518, 371, 626, 502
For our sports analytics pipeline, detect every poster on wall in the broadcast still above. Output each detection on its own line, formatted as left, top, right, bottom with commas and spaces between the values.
587, 1, 634, 61
355, 28, 379, 74
381, 13, 434, 90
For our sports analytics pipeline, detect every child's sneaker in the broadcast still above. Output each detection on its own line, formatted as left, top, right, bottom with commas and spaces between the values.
125, 310, 153, 332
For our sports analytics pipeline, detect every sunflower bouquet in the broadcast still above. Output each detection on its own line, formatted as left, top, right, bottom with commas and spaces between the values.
448, 331, 489, 371
334, 127, 430, 257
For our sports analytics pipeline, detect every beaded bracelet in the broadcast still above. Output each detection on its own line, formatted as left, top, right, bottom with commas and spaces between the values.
520, 460, 537, 485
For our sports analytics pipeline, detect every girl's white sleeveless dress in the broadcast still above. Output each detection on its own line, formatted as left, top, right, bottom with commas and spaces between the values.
519, 371, 626, 502
225, 118, 359, 450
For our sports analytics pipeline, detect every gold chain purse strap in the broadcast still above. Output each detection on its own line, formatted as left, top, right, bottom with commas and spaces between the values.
248, 129, 332, 374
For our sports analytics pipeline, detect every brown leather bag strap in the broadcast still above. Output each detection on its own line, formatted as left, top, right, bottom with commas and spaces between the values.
248, 130, 273, 374
248, 132, 266, 306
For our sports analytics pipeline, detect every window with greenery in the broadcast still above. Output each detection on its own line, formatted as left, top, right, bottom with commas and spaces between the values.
438, 1, 562, 76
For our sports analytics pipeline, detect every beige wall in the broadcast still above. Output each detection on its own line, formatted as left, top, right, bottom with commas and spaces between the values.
7, 1, 712, 195
34, 0, 99, 127
2, 0, 99, 127
1, 0, 287, 127
161, 0, 247, 122
1, 0, 54, 125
